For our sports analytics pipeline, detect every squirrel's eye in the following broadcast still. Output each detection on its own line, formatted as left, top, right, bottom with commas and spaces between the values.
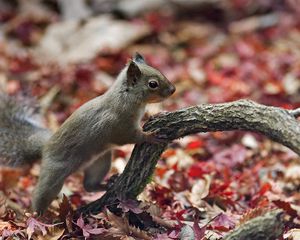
148, 80, 159, 89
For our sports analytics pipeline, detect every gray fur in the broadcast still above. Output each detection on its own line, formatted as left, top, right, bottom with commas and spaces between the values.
0, 55, 175, 214
0, 94, 52, 167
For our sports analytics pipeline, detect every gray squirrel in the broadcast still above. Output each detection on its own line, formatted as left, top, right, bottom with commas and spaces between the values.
0, 53, 175, 214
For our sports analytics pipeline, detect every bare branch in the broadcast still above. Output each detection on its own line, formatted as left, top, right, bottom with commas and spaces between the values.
78, 99, 300, 215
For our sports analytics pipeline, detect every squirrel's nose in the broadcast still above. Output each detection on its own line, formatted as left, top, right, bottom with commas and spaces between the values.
162, 83, 176, 97
169, 84, 176, 95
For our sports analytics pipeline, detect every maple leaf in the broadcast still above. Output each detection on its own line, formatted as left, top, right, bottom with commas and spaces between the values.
105, 209, 152, 239
117, 199, 143, 214
193, 222, 206, 240
26, 217, 57, 240
58, 194, 73, 222
75, 215, 106, 239
192, 210, 206, 240
212, 213, 235, 229
186, 139, 205, 150
2, 229, 25, 238
273, 200, 298, 219
178, 207, 207, 240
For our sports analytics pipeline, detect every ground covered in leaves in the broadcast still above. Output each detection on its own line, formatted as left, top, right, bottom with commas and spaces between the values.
0, 0, 300, 239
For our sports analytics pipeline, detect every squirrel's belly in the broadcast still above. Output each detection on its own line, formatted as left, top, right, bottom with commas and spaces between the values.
80, 150, 109, 170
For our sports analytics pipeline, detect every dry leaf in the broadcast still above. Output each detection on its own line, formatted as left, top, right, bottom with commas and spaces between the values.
284, 228, 300, 239
238, 208, 269, 226
189, 175, 212, 207
35, 227, 64, 240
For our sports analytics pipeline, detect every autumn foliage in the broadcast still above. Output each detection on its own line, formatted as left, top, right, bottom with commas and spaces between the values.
0, 0, 300, 239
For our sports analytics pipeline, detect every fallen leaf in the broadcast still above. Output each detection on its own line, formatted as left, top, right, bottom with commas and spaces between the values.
189, 175, 212, 207
117, 199, 143, 214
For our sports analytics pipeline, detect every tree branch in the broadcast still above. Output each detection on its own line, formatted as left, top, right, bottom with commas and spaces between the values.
78, 99, 300, 215
224, 209, 284, 240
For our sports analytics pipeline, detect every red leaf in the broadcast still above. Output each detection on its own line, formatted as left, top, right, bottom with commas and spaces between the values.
188, 164, 208, 178
258, 182, 272, 196
273, 200, 298, 218
175, 209, 186, 220
191, 207, 206, 239
193, 221, 206, 240
212, 213, 235, 229
156, 167, 168, 178
186, 140, 204, 150
161, 149, 176, 158
150, 185, 174, 208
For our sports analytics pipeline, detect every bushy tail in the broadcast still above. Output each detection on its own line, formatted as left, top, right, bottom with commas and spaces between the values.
0, 93, 52, 167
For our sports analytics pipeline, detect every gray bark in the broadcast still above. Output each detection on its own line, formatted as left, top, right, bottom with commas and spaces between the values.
78, 100, 300, 223
224, 209, 284, 240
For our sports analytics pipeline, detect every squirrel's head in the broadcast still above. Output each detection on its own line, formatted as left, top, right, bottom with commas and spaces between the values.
125, 53, 176, 103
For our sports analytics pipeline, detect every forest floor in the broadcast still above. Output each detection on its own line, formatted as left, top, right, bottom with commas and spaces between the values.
0, 1, 300, 239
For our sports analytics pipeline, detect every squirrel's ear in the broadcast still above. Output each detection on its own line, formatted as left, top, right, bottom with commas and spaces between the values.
133, 52, 146, 64
127, 61, 141, 86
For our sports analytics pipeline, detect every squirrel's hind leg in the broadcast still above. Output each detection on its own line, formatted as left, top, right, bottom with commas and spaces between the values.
32, 159, 79, 215
83, 151, 112, 192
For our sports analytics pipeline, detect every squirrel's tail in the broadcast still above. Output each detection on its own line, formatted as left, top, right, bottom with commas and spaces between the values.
0, 92, 52, 167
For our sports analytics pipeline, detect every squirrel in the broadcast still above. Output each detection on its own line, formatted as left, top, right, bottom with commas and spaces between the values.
0, 53, 175, 214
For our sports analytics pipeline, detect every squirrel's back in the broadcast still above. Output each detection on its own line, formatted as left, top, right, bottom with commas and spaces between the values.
0, 93, 52, 167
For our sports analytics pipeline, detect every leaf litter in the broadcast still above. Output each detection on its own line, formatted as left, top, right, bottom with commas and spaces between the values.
0, 1, 300, 239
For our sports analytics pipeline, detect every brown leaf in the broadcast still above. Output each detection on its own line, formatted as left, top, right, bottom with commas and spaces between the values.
35, 227, 64, 240
238, 208, 269, 226
58, 194, 73, 223
0, 168, 24, 189
106, 210, 130, 235
105, 210, 151, 239
284, 228, 300, 240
